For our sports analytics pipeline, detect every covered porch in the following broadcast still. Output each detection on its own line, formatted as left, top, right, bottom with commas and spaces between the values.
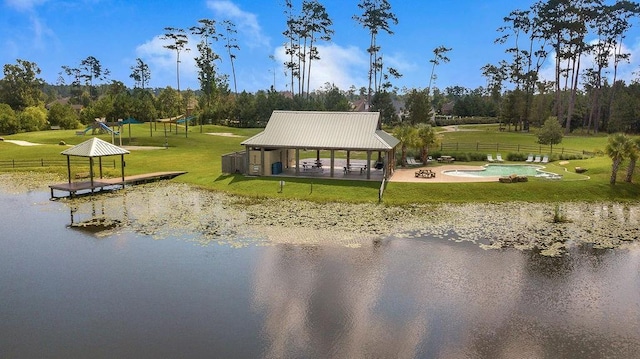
240, 111, 399, 181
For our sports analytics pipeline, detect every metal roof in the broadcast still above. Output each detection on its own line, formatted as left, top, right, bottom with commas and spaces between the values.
241, 111, 400, 150
61, 137, 130, 157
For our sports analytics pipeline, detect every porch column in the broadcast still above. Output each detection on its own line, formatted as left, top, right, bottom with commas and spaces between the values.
330, 150, 335, 177
260, 148, 265, 176
295, 148, 300, 175
245, 148, 250, 175
366, 151, 372, 179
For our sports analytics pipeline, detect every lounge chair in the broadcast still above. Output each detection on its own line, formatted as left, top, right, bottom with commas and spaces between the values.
541, 155, 549, 164
525, 154, 534, 163
533, 155, 541, 163
496, 154, 505, 162
487, 154, 495, 162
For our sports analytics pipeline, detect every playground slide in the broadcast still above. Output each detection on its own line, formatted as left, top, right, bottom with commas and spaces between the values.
97, 122, 120, 135
75, 125, 92, 135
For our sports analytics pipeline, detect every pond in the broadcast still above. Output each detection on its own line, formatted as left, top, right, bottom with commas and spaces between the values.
1, 185, 639, 358
444, 164, 559, 178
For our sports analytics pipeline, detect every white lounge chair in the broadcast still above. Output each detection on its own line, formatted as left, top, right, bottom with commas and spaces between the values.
487, 154, 495, 162
533, 155, 541, 163
525, 154, 534, 163
496, 154, 504, 162
541, 155, 549, 164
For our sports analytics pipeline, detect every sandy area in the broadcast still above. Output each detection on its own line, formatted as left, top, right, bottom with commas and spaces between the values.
206, 132, 243, 138
3, 140, 42, 146
122, 146, 165, 151
391, 164, 499, 183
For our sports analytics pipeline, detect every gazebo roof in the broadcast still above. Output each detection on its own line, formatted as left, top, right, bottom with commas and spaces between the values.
241, 110, 400, 151
61, 137, 130, 157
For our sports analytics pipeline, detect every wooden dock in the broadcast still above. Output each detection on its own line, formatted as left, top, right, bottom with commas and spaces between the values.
49, 171, 187, 199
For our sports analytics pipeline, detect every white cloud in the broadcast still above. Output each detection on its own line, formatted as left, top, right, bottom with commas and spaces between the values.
29, 13, 55, 50
274, 43, 368, 92
135, 35, 200, 89
538, 38, 640, 87
207, 0, 270, 48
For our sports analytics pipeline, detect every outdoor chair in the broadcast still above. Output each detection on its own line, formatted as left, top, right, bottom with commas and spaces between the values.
541, 155, 549, 164
487, 154, 495, 162
496, 154, 504, 162
533, 155, 541, 163
525, 154, 534, 163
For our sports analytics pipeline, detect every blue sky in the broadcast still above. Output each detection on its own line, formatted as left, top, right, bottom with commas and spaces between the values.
2, 0, 639, 94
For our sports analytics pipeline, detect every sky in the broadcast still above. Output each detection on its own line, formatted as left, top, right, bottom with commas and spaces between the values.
1, 0, 640, 94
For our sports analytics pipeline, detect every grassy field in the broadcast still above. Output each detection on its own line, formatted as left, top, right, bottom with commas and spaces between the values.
1, 123, 638, 204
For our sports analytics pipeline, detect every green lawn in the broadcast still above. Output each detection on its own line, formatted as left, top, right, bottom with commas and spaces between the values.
1, 124, 638, 204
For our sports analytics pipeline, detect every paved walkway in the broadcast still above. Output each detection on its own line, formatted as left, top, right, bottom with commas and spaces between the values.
390, 164, 498, 183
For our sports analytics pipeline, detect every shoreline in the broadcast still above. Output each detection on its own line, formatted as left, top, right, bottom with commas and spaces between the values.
1, 172, 638, 256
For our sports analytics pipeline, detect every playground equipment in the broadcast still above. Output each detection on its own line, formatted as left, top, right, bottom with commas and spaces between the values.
149, 115, 195, 138
76, 119, 122, 145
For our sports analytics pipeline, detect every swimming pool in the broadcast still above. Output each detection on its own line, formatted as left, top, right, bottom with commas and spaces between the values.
443, 164, 551, 178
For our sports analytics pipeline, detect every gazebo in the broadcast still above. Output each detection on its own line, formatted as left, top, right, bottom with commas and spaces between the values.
60, 137, 129, 190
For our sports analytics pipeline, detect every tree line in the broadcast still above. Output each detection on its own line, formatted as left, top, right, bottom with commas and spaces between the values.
1, 0, 640, 137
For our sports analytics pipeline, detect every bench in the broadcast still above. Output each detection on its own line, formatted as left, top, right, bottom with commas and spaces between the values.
75, 172, 91, 179
437, 156, 455, 163
344, 165, 367, 174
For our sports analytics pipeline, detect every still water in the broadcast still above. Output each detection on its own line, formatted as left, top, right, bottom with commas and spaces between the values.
1, 189, 639, 358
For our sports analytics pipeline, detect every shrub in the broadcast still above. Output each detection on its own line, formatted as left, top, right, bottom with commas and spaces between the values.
507, 152, 528, 161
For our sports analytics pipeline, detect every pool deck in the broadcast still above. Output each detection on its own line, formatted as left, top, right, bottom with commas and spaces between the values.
390, 164, 502, 183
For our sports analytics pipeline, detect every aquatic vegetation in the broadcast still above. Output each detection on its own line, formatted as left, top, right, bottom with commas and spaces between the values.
52, 182, 640, 256
1, 174, 638, 257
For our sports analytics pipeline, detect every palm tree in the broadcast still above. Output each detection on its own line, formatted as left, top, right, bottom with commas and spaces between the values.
625, 137, 640, 183
415, 123, 437, 163
605, 133, 632, 184
393, 125, 417, 166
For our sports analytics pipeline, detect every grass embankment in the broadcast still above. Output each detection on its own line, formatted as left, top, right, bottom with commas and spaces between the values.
1, 123, 638, 204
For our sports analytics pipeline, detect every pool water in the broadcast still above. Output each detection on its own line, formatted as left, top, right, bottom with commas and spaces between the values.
444, 164, 546, 177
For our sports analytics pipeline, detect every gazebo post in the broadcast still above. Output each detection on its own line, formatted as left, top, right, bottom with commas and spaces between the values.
99, 157, 103, 179
295, 149, 300, 175
120, 154, 126, 189
66, 155, 71, 184
89, 157, 95, 192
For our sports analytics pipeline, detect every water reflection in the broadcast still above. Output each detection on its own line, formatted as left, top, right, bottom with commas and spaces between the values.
249, 238, 640, 358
